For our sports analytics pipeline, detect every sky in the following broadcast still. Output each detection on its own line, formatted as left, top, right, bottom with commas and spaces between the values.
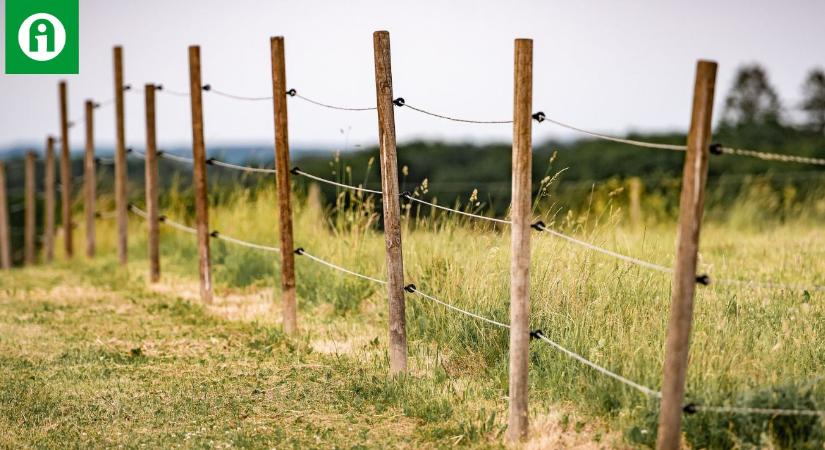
1, 0, 824, 153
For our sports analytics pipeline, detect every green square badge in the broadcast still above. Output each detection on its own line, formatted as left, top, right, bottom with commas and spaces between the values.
5, 0, 79, 74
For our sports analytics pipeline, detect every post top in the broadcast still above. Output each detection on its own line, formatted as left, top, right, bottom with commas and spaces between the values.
697, 59, 718, 67
515, 38, 533, 43
270, 36, 284, 42
374, 30, 389, 37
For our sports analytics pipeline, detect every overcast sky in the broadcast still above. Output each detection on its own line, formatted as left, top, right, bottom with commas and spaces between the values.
1, 0, 824, 153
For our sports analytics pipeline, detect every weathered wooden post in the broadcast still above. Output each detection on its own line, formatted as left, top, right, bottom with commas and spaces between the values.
144, 84, 161, 283
0, 161, 10, 270
188, 45, 213, 304
59, 81, 73, 258
113, 46, 128, 265
44, 136, 56, 262
373, 30, 407, 374
656, 60, 717, 450
507, 38, 534, 442
84, 100, 96, 258
24, 151, 37, 265
629, 177, 642, 229
270, 36, 298, 334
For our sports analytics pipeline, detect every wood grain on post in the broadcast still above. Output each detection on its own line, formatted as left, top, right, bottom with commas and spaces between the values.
270, 36, 297, 334
24, 151, 37, 265
0, 161, 10, 269
59, 81, 73, 258
373, 30, 407, 374
507, 38, 533, 442
44, 137, 56, 262
144, 84, 160, 283
113, 46, 128, 265
656, 60, 717, 450
188, 45, 213, 304
84, 100, 96, 258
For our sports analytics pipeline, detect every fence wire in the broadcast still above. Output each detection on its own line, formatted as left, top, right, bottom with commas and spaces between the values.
288, 89, 376, 111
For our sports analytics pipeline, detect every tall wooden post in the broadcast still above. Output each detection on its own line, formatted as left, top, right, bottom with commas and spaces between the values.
656, 60, 717, 450
507, 38, 534, 442
144, 84, 160, 283
59, 81, 73, 258
24, 151, 37, 265
0, 161, 10, 270
84, 100, 96, 258
270, 36, 297, 334
44, 136, 56, 262
373, 31, 407, 374
188, 45, 213, 304
113, 46, 128, 265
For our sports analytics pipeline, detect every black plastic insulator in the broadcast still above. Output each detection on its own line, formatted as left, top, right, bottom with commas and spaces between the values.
286, 88, 297, 97
530, 220, 546, 231
93, 102, 101, 109
126, 147, 133, 154
400, 191, 412, 199
290, 166, 300, 175
404, 284, 417, 293
123, 84, 132, 91
532, 111, 546, 123
202, 84, 211, 91
682, 403, 698, 414
156, 150, 165, 157
158, 215, 167, 222
94, 212, 102, 218
392, 97, 405, 107
94, 157, 101, 164
294, 247, 304, 255
210, 231, 220, 238
205, 157, 215, 165
529, 329, 544, 340
155, 84, 164, 90
709, 143, 723, 155
695, 274, 711, 286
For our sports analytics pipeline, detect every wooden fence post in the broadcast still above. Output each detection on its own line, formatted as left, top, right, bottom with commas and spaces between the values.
59, 81, 73, 258
270, 36, 298, 334
656, 60, 717, 450
188, 45, 213, 304
84, 100, 96, 258
373, 30, 407, 375
44, 136, 55, 262
0, 161, 10, 270
629, 177, 642, 229
144, 84, 160, 283
24, 151, 37, 265
113, 46, 128, 265
507, 38, 534, 442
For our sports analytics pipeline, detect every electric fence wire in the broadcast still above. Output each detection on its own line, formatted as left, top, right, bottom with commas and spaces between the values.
291, 168, 382, 195
394, 98, 511, 124
287, 89, 376, 111
208, 158, 276, 174
203, 85, 271, 102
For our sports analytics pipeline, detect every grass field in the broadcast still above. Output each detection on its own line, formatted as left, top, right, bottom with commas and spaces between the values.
1, 179, 824, 449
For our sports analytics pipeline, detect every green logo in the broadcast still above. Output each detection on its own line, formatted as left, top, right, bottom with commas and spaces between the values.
5, 0, 78, 74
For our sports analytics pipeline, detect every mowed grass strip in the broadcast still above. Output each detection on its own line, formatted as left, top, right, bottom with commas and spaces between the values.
0, 262, 524, 449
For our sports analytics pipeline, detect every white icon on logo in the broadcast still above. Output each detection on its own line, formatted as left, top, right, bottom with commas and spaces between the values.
18, 13, 66, 62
